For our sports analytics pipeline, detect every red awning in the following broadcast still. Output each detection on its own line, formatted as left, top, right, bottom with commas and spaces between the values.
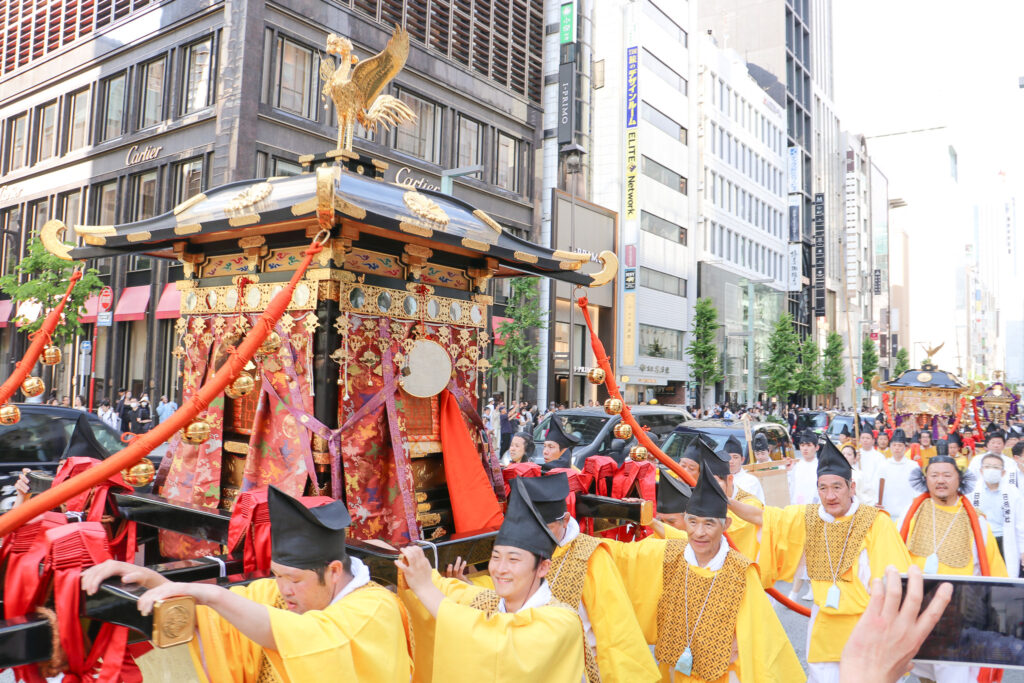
0, 300, 12, 328
79, 295, 100, 324
492, 316, 512, 346
113, 285, 151, 322
155, 283, 180, 319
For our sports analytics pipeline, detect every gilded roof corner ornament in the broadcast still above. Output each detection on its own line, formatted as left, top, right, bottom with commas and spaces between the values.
403, 190, 449, 227
321, 26, 418, 154
40, 219, 73, 261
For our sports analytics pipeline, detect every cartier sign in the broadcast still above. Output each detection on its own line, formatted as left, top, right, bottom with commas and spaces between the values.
125, 144, 163, 166
393, 166, 441, 192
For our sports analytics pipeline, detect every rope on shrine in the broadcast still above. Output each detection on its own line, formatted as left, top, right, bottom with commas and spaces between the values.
0, 268, 82, 406
574, 295, 812, 617
0, 231, 331, 539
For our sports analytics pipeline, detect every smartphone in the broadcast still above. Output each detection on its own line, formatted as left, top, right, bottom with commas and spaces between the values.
904, 574, 1024, 669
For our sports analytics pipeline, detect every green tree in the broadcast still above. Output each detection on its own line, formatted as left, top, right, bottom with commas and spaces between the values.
795, 336, 822, 401
763, 313, 800, 406
0, 236, 104, 349
821, 331, 845, 405
862, 336, 879, 389
490, 277, 546, 404
894, 347, 911, 376
685, 297, 724, 408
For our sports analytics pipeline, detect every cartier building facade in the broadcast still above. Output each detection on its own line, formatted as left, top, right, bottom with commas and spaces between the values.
0, 0, 546, 403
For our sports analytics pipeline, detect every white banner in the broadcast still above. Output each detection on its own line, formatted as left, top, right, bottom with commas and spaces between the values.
787, 243, 802, 292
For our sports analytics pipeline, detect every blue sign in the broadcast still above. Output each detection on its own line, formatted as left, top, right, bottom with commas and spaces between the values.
625, 47, 639, 129
80, 340, 91, 353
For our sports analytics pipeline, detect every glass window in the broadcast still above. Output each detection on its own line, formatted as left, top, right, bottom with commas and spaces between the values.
642, 48, 687, 95
100, 74, 126, 142
131, 170, 158, 221
642, 103, 687, 144
276, 37, 316, 119
393, 90, 438, 163
639, 324, 684, 360
496, 132, 519, 192
182, 37, 214, 114
173, 158, 203, 204
7, 113, 28, 171
639, 267, 686, 297
640, 210, 687, 245
36, 102, 57, 161
641, 155, 687, 194
67, 90, 89, 151
60, 191, 82, 232
456, 116, 481, 168
27, 199, 49, 234
272, 158, 302, 176
644, 1, 687, 46
139, 58, 166, 128
0, 207, 21, 276
94, 181, 118, 225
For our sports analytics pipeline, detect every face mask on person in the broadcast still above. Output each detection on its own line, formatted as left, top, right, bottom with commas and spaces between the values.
982, 469, 1003, 485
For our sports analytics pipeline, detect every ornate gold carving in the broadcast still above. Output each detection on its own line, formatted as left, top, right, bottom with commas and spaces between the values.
472, 209, 503, 233
587, 250, 618, 288
228, 214, 259, 227
151, 596, 196, 648
316, 166, 337, 231
292, 198, 318, 216
400, 221, 433, 238
75, 224, 116, 236
173, 193, 207, 215
174, 223, 202, 235
513, 250, 539, 264
39, 219, 72, 261
238, 236, 266, 249
177, 281, 320, 315
553, 249, 591, 262
461, 237, 489, 252
467, 265, 494, 293
341, 282, 485, 328
225, 182, 273, 212
333, 197, 367, 219
320, 26, 417, 153
402, 244, 432, 280
403, 191, 450, 226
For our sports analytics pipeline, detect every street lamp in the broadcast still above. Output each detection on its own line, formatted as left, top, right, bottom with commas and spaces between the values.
560, 143, 586, 407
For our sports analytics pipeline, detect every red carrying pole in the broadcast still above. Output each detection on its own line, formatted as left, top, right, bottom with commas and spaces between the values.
0, 235, 327, 538
0, 270, 82, 406
574, 296, 811, 617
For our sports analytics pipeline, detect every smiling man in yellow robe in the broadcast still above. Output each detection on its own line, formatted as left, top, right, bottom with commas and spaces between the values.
607, 465, 804, 683
81, 486, 412, 683
728, 436, 911, 683
398, 476, 586, 683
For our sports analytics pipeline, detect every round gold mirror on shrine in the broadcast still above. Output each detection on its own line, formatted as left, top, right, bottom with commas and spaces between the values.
399, 339, 453, 398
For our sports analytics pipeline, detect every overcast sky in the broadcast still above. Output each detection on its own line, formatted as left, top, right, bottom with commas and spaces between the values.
833, 0, 1024, 373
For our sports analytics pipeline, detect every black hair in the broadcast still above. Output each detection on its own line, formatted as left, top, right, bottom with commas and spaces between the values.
312, 555, 352, 585
1013, 442, 1024, 458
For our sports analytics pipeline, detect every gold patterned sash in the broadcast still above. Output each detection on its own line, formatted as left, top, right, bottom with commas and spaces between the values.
655, 540, 748, 682
256, 595, 288, 683
468, 586, 600, 683
906, 500, 973, 568
548, 534, 602, 609
804, 504, 878, 582
735, 488, 759, 506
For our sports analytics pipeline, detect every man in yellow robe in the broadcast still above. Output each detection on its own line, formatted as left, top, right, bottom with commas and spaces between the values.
81, 486, 411, 683
606, 467, 804, 682
901, 453, 1008, 683
398, 476, 586, 683
728, 436, 911, 683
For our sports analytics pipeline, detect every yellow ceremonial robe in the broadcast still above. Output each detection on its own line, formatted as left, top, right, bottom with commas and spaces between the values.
550, 537, 661, 681
905, 501, 1009, 577
605, 537, 805, 683
188, 578, 411, 683
758, 504, 912, 663
919, 446, 938, 469
410, 573, 584, 683
727, 491, 763, 563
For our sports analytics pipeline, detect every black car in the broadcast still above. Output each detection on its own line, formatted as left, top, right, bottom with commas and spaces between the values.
0, 404, 162, 511
796, 410, 829, 434
823, 412, 875, 440
661, 419, 795, 463
531, 406, 693, 468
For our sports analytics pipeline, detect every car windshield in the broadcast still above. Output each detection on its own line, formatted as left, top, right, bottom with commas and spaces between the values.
89, 420, 123, 453
662, 430, 742, 461
797, 413, 828, 430
826, 415, 873, 435
0, 412, 118, 464
534, 414, 609, 445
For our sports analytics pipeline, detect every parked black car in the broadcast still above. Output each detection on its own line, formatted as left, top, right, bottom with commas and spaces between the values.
661, 419, 795, 463
0, 404, 162, 511
823, 412, 875, 439
531, 406, 692, 468
796, 410, 829, 434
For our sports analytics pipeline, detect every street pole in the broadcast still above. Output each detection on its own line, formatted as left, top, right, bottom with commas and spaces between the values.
568, 181, 576, 408
747, 280, 755, 407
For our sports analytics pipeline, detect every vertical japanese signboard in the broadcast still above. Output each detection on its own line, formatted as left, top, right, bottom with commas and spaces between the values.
621, 40, 639, 368
813, 193, 826, 317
